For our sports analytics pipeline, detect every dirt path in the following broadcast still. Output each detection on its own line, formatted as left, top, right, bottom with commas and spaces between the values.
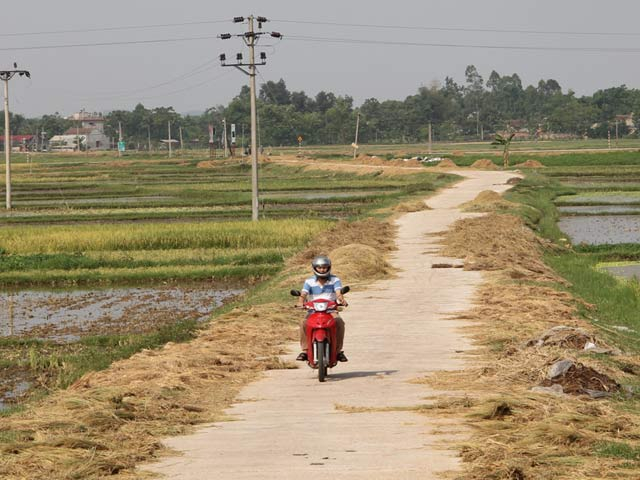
147, 170, 517, 479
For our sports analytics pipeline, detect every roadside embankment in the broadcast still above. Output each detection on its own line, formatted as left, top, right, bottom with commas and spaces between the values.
422, 208, 640, 479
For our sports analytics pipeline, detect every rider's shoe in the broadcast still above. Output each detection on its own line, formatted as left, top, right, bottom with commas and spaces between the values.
337, 351, 348, 362
296, 351, 308, 361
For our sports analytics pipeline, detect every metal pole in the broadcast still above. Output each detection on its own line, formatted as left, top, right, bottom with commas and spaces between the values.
168, 121, 172, 158
353, 112, 360, 159
248, 15, 259, 221
3, 79, 11, 210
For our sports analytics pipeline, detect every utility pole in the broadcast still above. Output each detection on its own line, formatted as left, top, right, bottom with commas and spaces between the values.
353, 112, 360, 159
179, 126, 184, 153
428, 122, 433, 154
222, 118, 228, 157
168, 121, 172, 158
147, 125, 152, 153
615, 119, 619, 148
1, 64, 30, 210
219, 15, 282, 221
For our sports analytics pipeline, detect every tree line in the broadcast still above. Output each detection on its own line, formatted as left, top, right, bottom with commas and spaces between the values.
3, 65, 640, 148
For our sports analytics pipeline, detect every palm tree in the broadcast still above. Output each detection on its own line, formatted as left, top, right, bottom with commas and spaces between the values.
491, 132, 516, 168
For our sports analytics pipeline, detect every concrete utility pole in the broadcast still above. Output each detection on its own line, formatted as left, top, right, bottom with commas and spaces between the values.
428, 122, 433, 154
353, 112, 360, 159
168, 121, 172, 158
179, 126, 184, 153
219, 15, 282, 221
222, 118, 228, 157
148, 125, 152, 153
1, 65, 31, 210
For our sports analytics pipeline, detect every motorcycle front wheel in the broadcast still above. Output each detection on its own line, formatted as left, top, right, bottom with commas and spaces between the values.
317, 340, 328, 382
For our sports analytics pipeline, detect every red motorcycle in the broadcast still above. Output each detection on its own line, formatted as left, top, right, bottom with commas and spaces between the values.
291, 286, 350, 382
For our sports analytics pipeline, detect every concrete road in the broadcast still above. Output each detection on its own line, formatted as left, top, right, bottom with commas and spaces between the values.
147, 170, 517, 479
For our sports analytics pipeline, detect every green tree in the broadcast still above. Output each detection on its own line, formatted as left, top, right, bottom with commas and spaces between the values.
491, 133, 515, 168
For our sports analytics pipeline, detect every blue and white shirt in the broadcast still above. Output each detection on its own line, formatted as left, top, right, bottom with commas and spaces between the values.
301, 274, 343, 301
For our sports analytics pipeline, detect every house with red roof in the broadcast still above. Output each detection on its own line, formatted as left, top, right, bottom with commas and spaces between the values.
0, 134, 36, 151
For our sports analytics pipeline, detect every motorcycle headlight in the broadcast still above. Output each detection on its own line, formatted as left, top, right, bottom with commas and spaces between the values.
314, 301, 329, 312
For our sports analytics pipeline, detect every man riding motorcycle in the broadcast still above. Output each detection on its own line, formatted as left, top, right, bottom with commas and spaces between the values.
296, 255, 348, 362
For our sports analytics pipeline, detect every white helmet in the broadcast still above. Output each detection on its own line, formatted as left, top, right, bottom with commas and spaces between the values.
311, 255, 332, 278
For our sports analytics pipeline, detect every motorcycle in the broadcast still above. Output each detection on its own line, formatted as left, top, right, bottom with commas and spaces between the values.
290, 286, 350, 382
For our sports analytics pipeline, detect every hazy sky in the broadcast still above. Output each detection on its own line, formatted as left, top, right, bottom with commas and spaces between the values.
2, 0, 640, 117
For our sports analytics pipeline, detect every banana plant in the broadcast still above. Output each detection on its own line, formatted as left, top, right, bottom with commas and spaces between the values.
491, 132, 516, 168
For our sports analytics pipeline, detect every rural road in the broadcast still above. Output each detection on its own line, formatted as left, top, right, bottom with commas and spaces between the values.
147, 170, 517, 479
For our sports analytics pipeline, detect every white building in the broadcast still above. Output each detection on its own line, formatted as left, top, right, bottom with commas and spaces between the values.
50, 111, 110, 151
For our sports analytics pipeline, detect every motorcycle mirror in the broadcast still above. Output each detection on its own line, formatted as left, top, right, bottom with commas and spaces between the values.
341, 286, 350, 294
290, 289, 301, 297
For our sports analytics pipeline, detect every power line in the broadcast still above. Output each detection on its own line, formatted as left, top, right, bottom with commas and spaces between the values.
79, 58, 221, 100
130, 70, 232, 101
286, 35, 640, 53
274, 18, 640, 38
0, 19, 228, 37
0, 34, 220, 51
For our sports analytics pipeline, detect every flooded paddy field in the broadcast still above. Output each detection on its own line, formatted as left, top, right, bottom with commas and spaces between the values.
0, 285, 243, 410
1, 285, 243, 340
558, 215, 640, 245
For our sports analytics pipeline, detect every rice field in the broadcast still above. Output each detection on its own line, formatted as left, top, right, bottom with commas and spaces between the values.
0, 154, 453, 288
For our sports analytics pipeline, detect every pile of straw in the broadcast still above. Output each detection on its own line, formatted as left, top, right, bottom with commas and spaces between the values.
460, 190, 519, 213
